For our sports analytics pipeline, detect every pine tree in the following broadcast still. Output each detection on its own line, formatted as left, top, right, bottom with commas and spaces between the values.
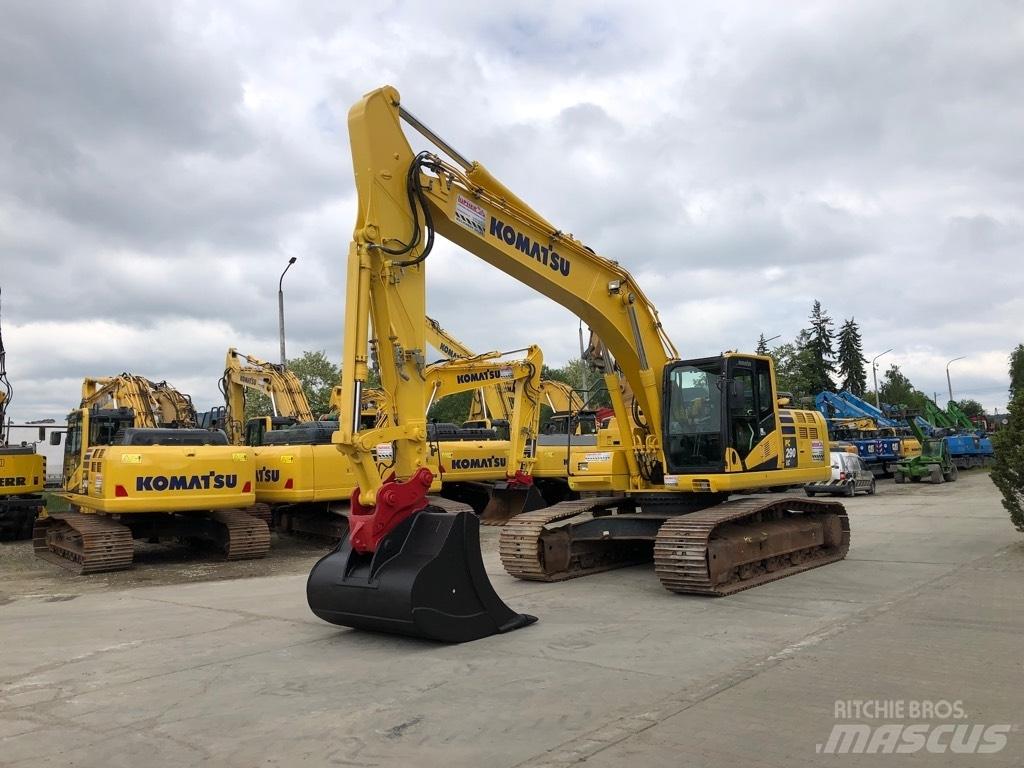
804, 300, 835, 393
755, 334, 769, 355
836, 318, 867, 395
772, 334, 818, 400
990, 388, 1024, 532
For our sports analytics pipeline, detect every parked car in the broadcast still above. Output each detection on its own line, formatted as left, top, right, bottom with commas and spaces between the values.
805, 451, 876, 497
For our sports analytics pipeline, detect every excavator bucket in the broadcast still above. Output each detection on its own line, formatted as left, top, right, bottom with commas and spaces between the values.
306, 508, 537, 642
480, 481, 547, 526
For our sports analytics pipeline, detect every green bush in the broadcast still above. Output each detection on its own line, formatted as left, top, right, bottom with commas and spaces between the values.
990, 390, 1024, 532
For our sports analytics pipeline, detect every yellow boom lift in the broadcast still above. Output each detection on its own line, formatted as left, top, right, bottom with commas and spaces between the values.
306, 86, 850, 642
0, 287, 46, 540
34, 374, 268, 573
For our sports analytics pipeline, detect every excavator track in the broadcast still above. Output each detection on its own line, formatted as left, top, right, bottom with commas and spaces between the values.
33, 512, 134, 575
499, 497, 644, 581
246, 502, 273, 527
210, 508, 271, 560
654, 497, 850, 596
499, 495, 850, 594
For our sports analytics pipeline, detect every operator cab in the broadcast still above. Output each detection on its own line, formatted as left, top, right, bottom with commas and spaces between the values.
663, 354, 779, 474
62, 406, 136, 486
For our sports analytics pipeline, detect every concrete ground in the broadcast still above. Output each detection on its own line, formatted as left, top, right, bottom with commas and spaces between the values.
2, 472, 1022, 767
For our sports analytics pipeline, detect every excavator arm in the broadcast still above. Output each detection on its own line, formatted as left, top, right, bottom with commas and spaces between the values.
221, 348, 315, 444
335, 86, 677, 512
81, 375, 163, 428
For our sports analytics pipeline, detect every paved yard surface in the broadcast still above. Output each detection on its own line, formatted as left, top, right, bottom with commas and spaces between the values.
2, 472, 1022, 767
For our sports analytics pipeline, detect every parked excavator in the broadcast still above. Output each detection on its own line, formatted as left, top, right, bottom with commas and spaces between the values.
0, 287, 46, 540
424, 314, 518, 430
33, 373, 268, 573
426, 314, 589, 510
265, 346, 544, 539
216, 348, 314, 445
306, 86, 850, 642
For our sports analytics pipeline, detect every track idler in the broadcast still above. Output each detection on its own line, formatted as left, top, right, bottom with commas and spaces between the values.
307, 503, 537, 643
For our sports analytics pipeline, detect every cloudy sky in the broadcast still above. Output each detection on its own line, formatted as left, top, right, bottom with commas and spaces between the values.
2, 0, 1021, 425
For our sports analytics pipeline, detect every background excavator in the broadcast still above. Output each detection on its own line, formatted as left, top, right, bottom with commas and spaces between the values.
212, 348, 314, 445
261, 345, 545, 539
307, 85, 850, 643
427, 313, 586, 429
0, 287, 46, 540
34, 373, 268, 573
426, 314, 591, 510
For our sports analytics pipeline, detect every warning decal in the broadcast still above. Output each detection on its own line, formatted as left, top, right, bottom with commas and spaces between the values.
455, 194, 486, 236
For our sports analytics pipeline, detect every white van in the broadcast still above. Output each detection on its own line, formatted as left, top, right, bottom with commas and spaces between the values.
805, 451, 876, 497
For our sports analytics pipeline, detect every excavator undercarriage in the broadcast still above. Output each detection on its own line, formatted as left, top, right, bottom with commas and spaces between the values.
500, 495, 850, 594
33, 508, 270, 574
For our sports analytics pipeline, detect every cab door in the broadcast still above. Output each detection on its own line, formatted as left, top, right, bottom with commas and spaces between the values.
726, 357, 779, 471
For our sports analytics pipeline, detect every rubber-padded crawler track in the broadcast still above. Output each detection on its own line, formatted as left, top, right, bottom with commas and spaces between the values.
33, 512, 134, 574
499, 497, 634, 581
654, 496, 850, 596
212, 508, 271, 560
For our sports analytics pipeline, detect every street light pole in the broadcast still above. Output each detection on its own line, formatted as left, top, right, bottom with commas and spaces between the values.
757, 333, 780, 354
871, 348, 893, 410
278, 257, 297, 366
946, 356, 966, 404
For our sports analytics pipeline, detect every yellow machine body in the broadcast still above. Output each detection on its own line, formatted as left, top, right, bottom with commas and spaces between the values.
0, 449, 45, 496
58, 408, 255, 514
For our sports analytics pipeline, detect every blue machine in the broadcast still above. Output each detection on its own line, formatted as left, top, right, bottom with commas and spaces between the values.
815, 391, 908, 474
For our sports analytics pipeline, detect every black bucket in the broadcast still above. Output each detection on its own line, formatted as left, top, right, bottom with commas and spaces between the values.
306, 508, 537, 643
480, 482, 547, 525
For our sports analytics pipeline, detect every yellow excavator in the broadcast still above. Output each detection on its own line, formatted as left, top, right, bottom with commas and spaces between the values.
306, 86, 850, 642
426, 314, 586, 428
217, 348, 315, 445
34, 374, 268, 573
425, 314, 588, 513
259, 345, 544, 539
0, 287, 46, 540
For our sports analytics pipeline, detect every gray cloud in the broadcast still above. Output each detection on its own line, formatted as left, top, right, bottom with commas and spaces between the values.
1, 0, 1022, 422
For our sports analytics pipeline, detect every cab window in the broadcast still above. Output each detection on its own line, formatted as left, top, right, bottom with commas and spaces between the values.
665, 362, 724, 470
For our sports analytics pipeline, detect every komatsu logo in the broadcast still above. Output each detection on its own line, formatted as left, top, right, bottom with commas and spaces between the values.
256, 467, 280, 483
0, 476, 28, 487
456, 370, 504, 384
136, 473, 238, 492
489, 217, 571, 277
450, 457, 506, 470
439, 342, 459, 358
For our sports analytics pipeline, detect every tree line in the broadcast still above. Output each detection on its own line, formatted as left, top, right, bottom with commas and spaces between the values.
755, 300, 984, 416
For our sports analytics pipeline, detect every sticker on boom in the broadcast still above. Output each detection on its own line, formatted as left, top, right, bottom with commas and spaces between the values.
455, 194, 486, 236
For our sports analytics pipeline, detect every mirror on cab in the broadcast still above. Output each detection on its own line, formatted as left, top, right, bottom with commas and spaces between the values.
49, 431, 63, 446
